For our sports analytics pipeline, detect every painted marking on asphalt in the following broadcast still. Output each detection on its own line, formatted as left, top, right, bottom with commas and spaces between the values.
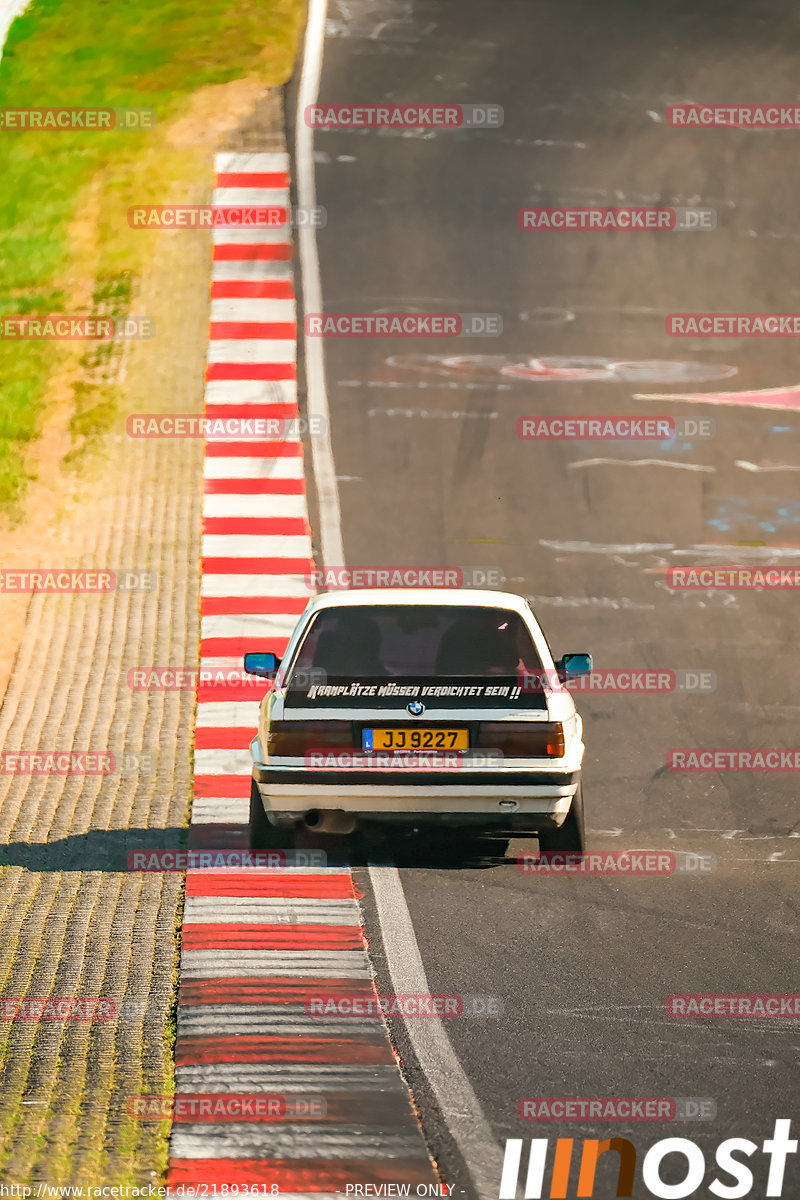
540, 539, 674, 554
736, 460, 800, 472
296, 0, 344, 568
567, 458, 714, 472
634, 384, 800, 411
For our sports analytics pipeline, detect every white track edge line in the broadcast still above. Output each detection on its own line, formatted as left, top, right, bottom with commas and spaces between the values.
295, 0, 344, 568
367, 867, 510, 1198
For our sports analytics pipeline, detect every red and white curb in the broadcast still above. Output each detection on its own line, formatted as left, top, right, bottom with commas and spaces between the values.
166, 152, 438, 1194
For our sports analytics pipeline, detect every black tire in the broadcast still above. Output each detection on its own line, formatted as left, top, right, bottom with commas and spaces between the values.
249, 777, 293, 849
537, 785, 586, 853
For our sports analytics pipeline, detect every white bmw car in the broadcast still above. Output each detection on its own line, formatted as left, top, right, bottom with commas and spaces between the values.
244, 588, 590, 851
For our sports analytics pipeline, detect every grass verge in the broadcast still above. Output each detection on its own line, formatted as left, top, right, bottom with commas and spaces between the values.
0, 0, 303, 511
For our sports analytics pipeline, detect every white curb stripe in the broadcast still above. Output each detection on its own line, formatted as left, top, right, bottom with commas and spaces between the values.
193, 749, 253, 775
210, 299, 297, 321
171, 1128, 423, 1159
181, 952, 373, 979
201, 614, 304, 641
203, 457, 305, 480
205, 380, 297, 405
183, 898, 361, 921
206, 340, 297, 364
214, 153, 290, 172
202, 493, 308, 518
201, 534, 311, 558
212, 260, 293, 281
200, 574, 314, 597
195, 703, 261, 727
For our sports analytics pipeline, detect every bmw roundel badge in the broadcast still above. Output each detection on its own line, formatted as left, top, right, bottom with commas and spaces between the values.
407, 700, 425, 716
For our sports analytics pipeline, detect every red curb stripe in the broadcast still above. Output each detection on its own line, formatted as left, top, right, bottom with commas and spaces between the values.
203, 517, 308, 535
204, 404, 298, 420
185, 874, 358, 899
174, 1035, 394, 1066
201, 558, 314, 575
197, 685, 269, 703
215, 173, 289, 188
181, 924, 363, 951
204, 478, 305, 495
201, 596, 309, 616
167, 1159, 436, 1189
179, 977, 375, 1004
194, 727, 260, 751
204, 440, 302, 458
213, 244, 293, 261
211, 281, 294, 299
206, 363, 296, 381
210, 322, 296, 340
192, 775, 249, 798
199, 637, 287, 657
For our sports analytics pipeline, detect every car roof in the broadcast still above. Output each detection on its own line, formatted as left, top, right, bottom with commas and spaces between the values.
305, 588, 530, 614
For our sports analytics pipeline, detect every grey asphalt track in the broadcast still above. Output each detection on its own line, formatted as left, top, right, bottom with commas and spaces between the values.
289, 1, 800, 1195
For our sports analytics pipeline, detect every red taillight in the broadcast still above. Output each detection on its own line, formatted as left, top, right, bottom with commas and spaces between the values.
266, 721, 353, 756
476, 722, 565, 758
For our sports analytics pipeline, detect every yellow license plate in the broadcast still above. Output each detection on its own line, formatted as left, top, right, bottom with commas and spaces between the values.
363, 727, 469, 751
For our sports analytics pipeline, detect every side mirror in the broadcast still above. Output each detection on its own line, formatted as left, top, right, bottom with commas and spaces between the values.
555, 652, 592, 682
244, 652, 281, 678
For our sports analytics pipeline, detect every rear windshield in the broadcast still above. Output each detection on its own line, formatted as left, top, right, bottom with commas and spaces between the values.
287, 605, 543, 679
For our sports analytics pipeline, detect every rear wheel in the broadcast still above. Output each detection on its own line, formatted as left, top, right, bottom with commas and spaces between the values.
249, 777, 294, 849
537, 785, 585, 853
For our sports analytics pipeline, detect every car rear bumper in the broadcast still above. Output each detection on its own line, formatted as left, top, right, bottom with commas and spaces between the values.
251, 754, 580, 824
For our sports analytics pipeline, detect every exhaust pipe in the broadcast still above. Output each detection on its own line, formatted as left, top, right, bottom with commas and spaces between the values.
303, 808, 357, 835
